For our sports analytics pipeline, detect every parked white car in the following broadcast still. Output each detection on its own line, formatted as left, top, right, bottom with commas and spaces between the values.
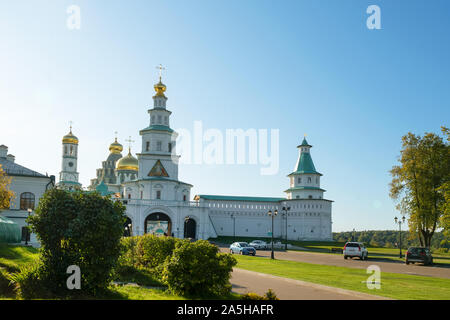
343, 242, 368, 260
249, 240, 267, 250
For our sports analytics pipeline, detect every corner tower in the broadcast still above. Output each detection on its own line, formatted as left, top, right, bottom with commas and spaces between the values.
57, 125, 82, 190
285, 137, 325, 200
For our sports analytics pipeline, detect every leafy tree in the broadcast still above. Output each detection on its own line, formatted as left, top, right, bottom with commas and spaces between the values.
0, 164, 14, 210
390, 128, 449, 247
26, 189, 126, 297
439, 127, 450, 240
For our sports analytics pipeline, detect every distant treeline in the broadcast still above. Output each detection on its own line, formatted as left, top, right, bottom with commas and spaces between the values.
333, 230, 449, 250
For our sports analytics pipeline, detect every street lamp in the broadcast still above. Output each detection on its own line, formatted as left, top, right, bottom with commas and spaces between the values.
394, 216, 406, 258
282, 206, 290, 250
230, 213, 236, 242
128, 223, 132, 236
25, 208, 32, 245
268, 209, 278, 259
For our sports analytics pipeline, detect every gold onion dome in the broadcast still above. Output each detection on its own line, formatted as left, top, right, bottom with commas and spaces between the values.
154, 79, 166, 97
116, 149, 138, 171
109, 138, 123, 154
62, 129, 78, 145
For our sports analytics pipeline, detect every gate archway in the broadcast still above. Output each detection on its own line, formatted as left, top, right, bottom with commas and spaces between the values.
184, 217, 196, 239
145, 212, 172, 236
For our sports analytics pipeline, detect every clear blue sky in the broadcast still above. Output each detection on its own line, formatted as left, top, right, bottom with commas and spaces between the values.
1, 1, 449, 232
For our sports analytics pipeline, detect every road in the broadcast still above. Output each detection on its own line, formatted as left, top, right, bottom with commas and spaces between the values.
221, 247, 450, 279
230, 268, 390, 300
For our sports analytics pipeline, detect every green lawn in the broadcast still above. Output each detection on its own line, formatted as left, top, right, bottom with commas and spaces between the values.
234, 254, 450, 300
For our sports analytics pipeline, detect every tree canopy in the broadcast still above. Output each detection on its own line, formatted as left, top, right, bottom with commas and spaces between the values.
390, 127, 450, 247
0, 164, 14, 210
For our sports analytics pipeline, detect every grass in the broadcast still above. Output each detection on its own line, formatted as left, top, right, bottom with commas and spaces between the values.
234, 254, 450, 300
213, 236, 450, 265
0, 243, 40, 272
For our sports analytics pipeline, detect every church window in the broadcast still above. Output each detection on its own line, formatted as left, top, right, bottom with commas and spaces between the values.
157, 141, 162, 151
298, 177, 301, 183
20, 192, 35, 210
70, 145, 73, 155
151, 116, 155, 124
296, 195, 299, 199
316, 177, 319, 184
308, 177, 311, 183
140, 191, 143, 199
168, 143, 172, 152
156, 190, 161, 199
164, 116, 168, 125
183, 195, 186, 201
146, 141, 150, 151
64, 146, 67, 155
309, 195, 312, 199
128, 194, 131, 199
157, 115, 162, 124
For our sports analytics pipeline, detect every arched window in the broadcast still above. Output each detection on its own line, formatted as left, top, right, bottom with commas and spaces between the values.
308, 177, 312, 183
156, 190, 161, 199
20, 192, 35, 210
298, 177, 301, 184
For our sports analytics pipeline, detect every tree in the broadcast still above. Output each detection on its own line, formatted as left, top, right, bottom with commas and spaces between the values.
390, 127, 450, 247
0, 164, 14, 210
27, 189, 126, 297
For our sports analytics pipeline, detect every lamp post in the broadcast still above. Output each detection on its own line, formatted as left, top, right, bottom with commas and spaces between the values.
230, 213, 236, 242
394, 216, 406, 258
128, 223, 132, 236
268, 209, 278, 259
25, 208, 32, 245
282, 206, 290, 251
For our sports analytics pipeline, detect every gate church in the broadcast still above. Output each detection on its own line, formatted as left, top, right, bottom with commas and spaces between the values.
58, 73, 333, 241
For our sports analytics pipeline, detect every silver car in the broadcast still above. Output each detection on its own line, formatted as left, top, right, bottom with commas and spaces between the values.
249, 240, 267, 250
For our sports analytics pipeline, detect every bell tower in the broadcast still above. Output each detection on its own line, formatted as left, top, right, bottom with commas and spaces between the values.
57, 123, 82, 190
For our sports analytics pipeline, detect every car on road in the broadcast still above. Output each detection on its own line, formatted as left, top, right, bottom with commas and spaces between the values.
406, 247, 433, 266
249, 240, 268, 250
229, 242, 256, 255
343, 242, 368, 260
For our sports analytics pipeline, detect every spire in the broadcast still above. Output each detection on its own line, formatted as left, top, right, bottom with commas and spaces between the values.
291, 137, 321, 175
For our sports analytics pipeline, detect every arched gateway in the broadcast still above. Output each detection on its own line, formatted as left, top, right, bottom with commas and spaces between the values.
184, 217, 196, 239
145, 212, 172, 236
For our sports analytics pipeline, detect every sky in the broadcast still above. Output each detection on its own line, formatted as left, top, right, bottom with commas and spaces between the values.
0, 1, 449, 232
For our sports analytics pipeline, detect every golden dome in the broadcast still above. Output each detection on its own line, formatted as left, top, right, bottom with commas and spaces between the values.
62, 130, 78, 145
116, 150, 138, 171
154, 80, 166, 97
109, 138, 123, 154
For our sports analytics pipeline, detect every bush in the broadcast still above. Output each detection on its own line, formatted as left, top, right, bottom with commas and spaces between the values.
116, 236, 139, 272
26, 189, 126, 297
241, 289, 279, 300
136, 234, 185, 269
241, 292, 265, 300
162, 240, 237, 297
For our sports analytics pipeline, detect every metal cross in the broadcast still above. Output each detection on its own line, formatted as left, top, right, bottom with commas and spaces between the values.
69, 120, 73, 132
125, 136, 135, 151
156, 64, 166, 81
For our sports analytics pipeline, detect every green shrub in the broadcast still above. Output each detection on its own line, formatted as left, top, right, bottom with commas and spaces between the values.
241, 289, 279, 300
26, 189, 126, 297
264, 288, 279, 300
136, 234, 185, 269
241, 292, 265, 300
116, 236, 139, 272
162, 240, 237, 297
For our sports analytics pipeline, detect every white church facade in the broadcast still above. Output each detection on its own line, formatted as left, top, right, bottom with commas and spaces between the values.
57, 74, 333, 241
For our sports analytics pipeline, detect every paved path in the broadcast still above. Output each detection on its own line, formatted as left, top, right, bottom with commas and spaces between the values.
231, 268, 390, 300
221, 247, 450, 279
